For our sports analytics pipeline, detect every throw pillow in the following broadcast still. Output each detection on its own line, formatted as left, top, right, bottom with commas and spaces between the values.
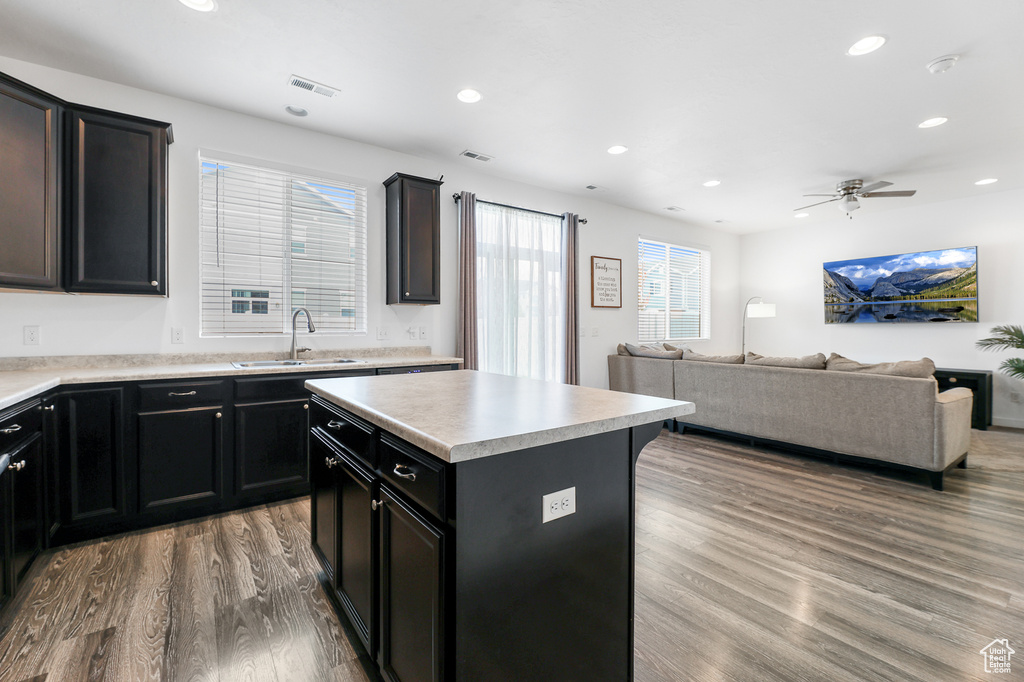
663, 343, 692, 354
682, 350, 744, 364
616, 343, 630, 356
745, 352, 826, 369
624, 343, 683, 360
826, 353, 936, 378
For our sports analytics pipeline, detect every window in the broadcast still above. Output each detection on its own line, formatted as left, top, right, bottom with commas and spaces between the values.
475, 202, 565, 382
200, 155, 367, 335
637, 238, 710, 342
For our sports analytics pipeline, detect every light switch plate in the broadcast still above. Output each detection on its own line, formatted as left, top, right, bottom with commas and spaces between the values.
376, 326, 390, 340
542, 486, 576, 523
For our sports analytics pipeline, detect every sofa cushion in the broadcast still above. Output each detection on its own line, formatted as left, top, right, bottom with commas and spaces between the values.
624, 342, 683, 360
826, 352, 936, 378
683, 350, 744, 364
745, 352, 826, 369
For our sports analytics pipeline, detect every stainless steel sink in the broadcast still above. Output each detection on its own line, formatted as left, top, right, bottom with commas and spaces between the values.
231, 358, 364, 369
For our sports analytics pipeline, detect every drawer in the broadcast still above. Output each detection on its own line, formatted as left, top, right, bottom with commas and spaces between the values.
235, 369, 374, 402
376, 364, 455, 375
310, 396, 376, 469
378, 434, 445, 521
138, 380, 226, 411
1, 399, 42, 455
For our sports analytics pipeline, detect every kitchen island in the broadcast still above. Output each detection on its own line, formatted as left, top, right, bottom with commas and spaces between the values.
306, 370, 694, 682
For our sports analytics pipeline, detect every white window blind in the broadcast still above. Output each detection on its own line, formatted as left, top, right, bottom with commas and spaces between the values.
638, 238, 710, 342
199, 156, 367, 336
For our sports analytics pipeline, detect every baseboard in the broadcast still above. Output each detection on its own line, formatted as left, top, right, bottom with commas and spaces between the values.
992, 416, 1024, 429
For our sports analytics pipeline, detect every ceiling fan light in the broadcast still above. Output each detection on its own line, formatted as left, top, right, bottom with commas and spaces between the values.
918, 117, 948, 128
847, 36, 886, 56
178, 0, 218, 11
838, 195, 860, 213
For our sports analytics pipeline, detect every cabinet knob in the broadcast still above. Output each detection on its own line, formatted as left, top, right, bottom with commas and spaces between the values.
325, 456, 338, 469
43, 405, 56, 412
151, 281, 159, 286
304, 403, 309, 410
0, 424, 21, 434
372, 499, 386, 511
215, 412, 222, 419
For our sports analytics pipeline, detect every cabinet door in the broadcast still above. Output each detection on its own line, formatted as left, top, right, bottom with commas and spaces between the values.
379, 485, 445, 682
234, 398, 309, 501
0, 74, 61, 291
337, 452, 377, 657
384, 173, 441, 305
0, 467, 12, 612
60, 387, 129, 528
138, 406, 223, 514
310, 434, 340, 581
9, 434, 43, 590
66, 107, 169, 295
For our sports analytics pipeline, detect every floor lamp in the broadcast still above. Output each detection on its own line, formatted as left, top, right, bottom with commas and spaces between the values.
742, 296, 776, 356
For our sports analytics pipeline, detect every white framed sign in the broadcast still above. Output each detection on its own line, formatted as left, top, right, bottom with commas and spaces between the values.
591, 256, 622, 308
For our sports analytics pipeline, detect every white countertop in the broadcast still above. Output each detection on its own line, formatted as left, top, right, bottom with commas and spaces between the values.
0, 353, 461, 412
307, 370, 694, 463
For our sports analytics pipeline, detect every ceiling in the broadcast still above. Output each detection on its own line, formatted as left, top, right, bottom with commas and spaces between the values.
1, 0, 1021, 234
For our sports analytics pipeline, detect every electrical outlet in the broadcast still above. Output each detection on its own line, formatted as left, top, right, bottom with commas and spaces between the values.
171, 327, 184, 344
542, 486, 576, 523
23, 325, 40, 345
418, 326, 427, 340
591, 327, 599, 337
376, 326, 390, 340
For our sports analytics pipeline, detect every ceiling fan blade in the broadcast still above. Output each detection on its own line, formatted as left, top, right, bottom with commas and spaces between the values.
794, 197, 841, 211
857, 180, 893, 194
803, 193, 839, 197
861, 190, 917, 198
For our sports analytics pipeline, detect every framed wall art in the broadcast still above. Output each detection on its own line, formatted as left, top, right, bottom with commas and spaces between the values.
591, 256, 622, 308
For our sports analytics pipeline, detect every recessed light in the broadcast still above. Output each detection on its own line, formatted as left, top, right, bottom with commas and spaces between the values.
794, 213, 809, 218
975, 178, 999, 185
847, 35, 886, 56
457, 89, 482, 103
702, 180, 721, 187
285, 105, 308, 117
607, 145, 628, 155
178, 0, 218, 11
918, 117, 948, 128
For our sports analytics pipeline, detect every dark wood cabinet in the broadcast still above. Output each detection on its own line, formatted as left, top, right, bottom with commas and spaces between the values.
378, 485, 445, 682
0, 73, 62, 291
0, 464, 11, 614
336, 448, 378, 657
935, 368, 993, 430
384, 173, 442, 305
66, 106, 170, 295
8, 434, 43, 591
55, 387, 130, 541
234, 399, 309, 500
137, 406, 224, 514
310, 433, 341, 581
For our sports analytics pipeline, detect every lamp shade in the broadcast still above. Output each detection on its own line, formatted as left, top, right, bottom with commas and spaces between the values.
746, 302, 776, 318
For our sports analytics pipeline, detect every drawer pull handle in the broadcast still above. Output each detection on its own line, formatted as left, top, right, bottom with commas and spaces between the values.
372, 499, 386, 510
325, 456, 338, 469
393, 464, 417, 482
169, 391, 197, 397
7, 460, 25, 471
327, 420, 344, 430
1, 424, 21, 434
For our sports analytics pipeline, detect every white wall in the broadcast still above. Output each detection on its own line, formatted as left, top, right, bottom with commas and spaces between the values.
738, 189, 1024, 427
0, 56, 740, 389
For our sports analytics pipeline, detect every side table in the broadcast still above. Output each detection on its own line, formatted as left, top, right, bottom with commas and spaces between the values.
935, 368, 993, 430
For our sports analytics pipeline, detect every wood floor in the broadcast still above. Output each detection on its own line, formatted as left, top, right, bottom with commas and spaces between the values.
2, 428, 1022, 681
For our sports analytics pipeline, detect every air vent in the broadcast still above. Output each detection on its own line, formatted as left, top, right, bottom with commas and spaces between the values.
460, 150, 494, 162
288, 75, 339, 98
665, 206, 685, 212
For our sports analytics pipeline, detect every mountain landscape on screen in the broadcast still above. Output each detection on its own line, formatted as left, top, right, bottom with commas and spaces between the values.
823, 247, 977, 324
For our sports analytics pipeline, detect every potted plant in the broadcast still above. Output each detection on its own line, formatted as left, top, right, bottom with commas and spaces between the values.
976, 325, 1024, 379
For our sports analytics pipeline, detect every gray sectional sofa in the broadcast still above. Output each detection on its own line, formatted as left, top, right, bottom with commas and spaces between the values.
608, 352, 974, 490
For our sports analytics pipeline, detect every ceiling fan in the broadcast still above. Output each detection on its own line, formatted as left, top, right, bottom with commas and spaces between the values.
795, 179, 917, 213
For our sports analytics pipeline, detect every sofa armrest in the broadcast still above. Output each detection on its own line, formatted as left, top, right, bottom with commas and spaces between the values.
933, 387, 973, 470
607, 354, 676, 399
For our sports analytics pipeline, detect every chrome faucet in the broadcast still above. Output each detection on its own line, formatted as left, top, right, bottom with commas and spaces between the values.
290, 308, 316, 360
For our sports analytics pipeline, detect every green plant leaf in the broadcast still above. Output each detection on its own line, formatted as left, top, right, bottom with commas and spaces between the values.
1000, 357, 1024, 381
976, 324, 1024, 352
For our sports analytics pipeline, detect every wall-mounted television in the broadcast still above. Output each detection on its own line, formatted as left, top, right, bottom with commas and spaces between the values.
823, 246, 977, 324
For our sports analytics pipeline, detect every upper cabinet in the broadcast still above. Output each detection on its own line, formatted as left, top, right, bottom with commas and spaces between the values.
0, 70, 172, 295
0, 73, 62, 291
66, 107, 170, 295
384, 173, 442, 305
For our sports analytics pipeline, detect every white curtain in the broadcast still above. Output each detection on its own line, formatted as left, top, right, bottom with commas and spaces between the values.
476, 202, 565, 382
